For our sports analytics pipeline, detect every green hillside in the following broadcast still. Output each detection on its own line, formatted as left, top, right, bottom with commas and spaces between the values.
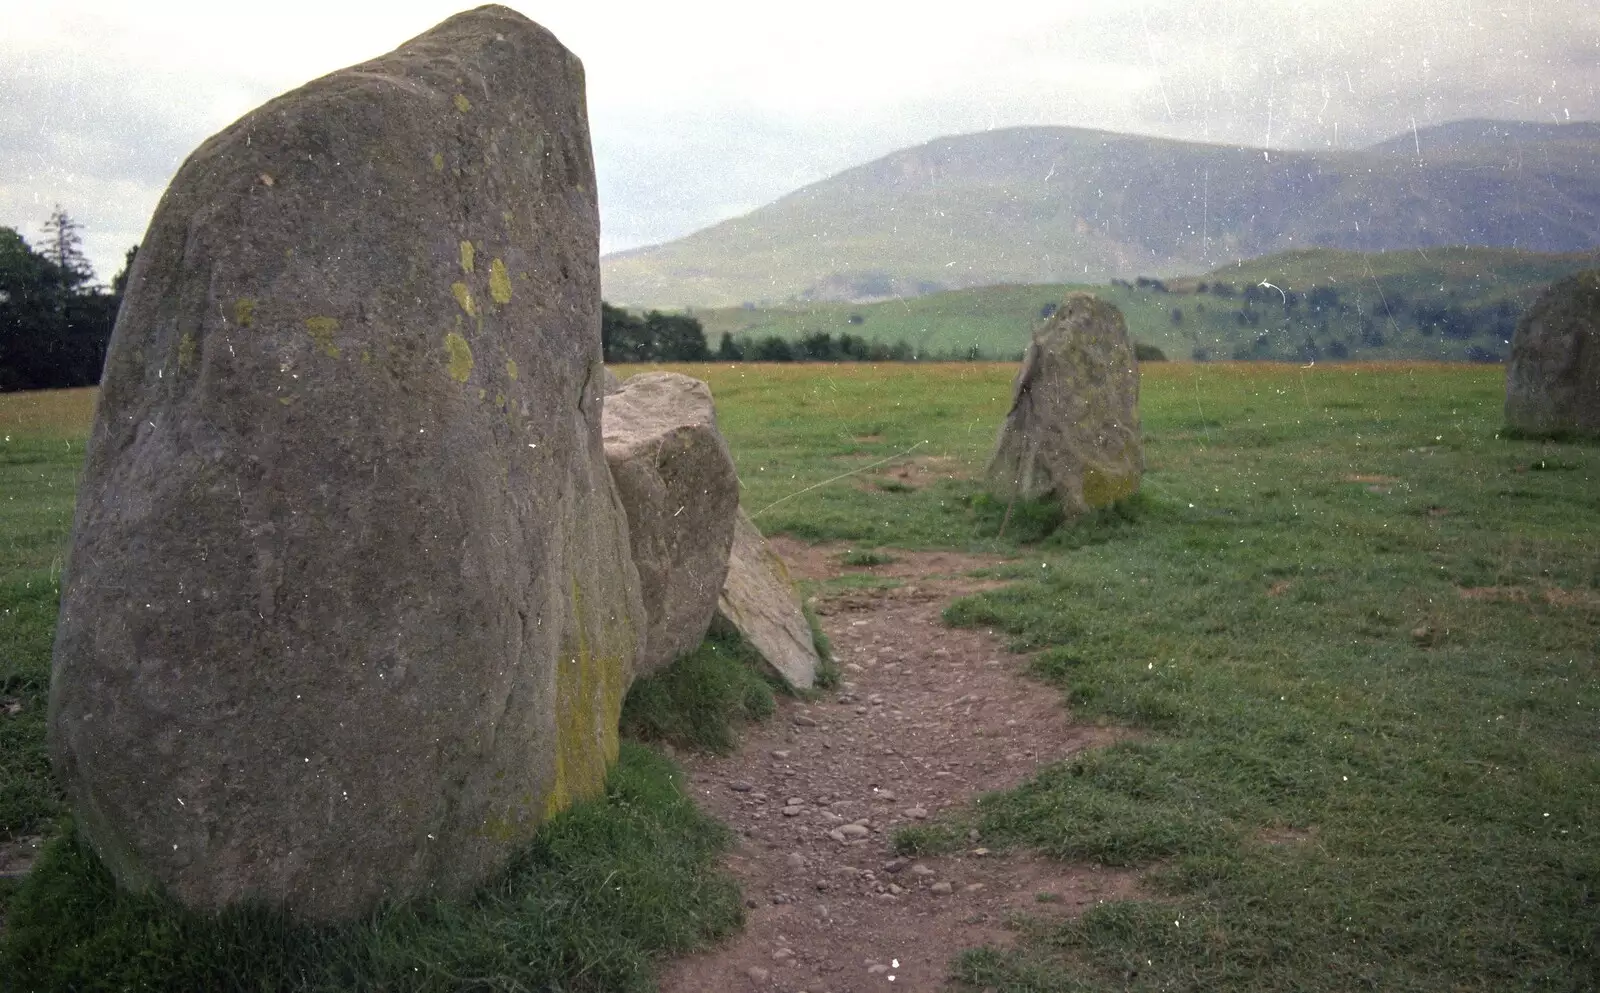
602, 120, 1600, 309
691, 246, 1600, 363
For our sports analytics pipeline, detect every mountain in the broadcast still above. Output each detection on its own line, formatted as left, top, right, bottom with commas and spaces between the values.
599, 120, 1600, 309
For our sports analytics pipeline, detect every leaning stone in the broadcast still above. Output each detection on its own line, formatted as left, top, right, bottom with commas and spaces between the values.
713, 508, 820, 690
48, 7, 644, 920
603, 372, 739, 674
986, 292, 1142, 515
1504, 270, 1600, 438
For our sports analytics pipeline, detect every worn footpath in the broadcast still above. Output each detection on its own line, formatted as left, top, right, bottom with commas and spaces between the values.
658, 543, 1138, 993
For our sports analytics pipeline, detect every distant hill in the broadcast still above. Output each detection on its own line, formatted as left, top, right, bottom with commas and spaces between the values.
601, 120, 1600, 310
692, 246, 1600, 364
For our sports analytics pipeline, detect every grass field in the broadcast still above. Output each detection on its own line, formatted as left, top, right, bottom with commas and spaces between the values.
2, 361, 1597, 990
691, 247, 1599, 365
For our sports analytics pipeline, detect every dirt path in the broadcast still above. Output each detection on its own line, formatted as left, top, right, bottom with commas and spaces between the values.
658, 545, 1139, 993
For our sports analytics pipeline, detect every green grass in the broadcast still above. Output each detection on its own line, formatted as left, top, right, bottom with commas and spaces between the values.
620, 626, 778, 753
2, 744, 743, 993
0, 398, 82, 842
5, 362, 1599, 991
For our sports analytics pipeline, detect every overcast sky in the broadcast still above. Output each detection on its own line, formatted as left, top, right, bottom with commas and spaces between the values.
2, 0, 1595, 283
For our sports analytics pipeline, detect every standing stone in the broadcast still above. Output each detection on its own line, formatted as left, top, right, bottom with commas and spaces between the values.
986, 293, 1141, 514
715, 508, 820, 691
603, 373, 740, 673
1504, 270, 1600, 438
48, 6, 645, 920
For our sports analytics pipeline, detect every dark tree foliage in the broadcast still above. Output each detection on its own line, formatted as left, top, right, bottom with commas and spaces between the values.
744, 336, 792, 362
716, 332, 744, 361
0, 217, 127, 392
600, 303, 710, 363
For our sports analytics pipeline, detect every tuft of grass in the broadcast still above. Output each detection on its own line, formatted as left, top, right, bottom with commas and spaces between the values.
892, 820, 970, 857
0, 743, 742, 992
803, 602, 840, 689
840, 547, 897, 566
620, 627, 776, 754
969, 491, 1067, 543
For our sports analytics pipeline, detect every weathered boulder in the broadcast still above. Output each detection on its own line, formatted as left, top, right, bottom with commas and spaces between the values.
603, 372, 740, 674
715, 508, 820, 691
48, 6, 645, 920
986, 292, 1141, 514
1504, 270, 1600, 437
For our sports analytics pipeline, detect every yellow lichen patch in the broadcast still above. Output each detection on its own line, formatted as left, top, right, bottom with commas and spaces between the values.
432, 152, 445, 173
501, 209, 514, 225
478, 387, 487, 400
360, 348, 371, 364
488, 258, 512, 305
1082, 463, 1139, 508
454, 93, 471, 113
444, 332, 474, 383
494, 392, 505, 407
545, 581, 625, 821
176, 332, 197, 373
233, 298, 256, 328
278, 396, 295, 406
505, 358, 518, 381
451, 282, 478, 318
459, 239, 475, 274
303, 317, 341, 358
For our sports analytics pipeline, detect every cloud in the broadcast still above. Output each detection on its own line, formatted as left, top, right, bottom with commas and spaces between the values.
1, 0, 1595, 279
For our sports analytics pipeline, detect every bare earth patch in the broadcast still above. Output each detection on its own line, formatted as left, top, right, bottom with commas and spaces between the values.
860, 456, 968, 492
0, 834, 44, 881
658, 550, 1137, 993
1255, 825, 1319, 847
768, 540, 1010, 586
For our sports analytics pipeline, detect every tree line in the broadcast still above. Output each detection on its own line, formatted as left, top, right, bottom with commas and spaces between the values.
0, 209, 133, 392
4, 214, 1162, 393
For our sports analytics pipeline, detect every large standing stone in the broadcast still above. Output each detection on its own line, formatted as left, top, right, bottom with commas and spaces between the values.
715, 508, 820, 691
986, 292, 1142, 514
1504, 270, 1600, 437
603, 373, 740, 673
48, 7, 645, 920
